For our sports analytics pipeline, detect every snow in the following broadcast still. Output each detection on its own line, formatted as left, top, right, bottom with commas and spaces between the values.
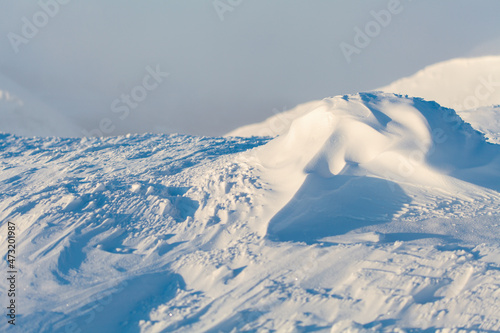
225, 100, 325, 138
227, 56, 500, 143
1, 92, 500, 332
258, 93, 500, 244
377, 56, 500, 111
458, 105, 500, 144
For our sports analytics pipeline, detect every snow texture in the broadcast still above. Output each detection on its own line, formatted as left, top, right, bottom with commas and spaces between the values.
1, 92, 500, 332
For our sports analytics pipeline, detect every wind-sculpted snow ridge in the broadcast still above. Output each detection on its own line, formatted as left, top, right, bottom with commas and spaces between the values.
258, 92, 500, 243
1, 93, 500, 332
227, 56, 500, 141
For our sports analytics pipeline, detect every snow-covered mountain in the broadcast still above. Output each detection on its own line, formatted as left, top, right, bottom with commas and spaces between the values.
0, 73, 82, 137
1, 92, 499, 332
227, 56, 500, 141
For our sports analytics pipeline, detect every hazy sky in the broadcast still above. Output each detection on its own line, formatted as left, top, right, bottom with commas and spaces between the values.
1, 0, 500, 136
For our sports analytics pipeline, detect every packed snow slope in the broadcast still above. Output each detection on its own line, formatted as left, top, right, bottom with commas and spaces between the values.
1, 92, 500, 332
227, 56, 500, 140
0, 73, 82, 137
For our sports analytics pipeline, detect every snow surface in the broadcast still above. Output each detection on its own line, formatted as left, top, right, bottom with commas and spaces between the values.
378, 56, 500, 111
455, 105, 500, 144
1, 92, 500, 332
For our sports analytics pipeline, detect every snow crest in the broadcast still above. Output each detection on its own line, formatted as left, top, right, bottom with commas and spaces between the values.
257, 92, 500, 242
227, 56, 500, 142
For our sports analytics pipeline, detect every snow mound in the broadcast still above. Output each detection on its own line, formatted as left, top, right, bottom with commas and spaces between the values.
226, 56, 500, 141
378, 56, 500, 111
1, 96, 500, 331
0, 73, 81, 137
257, 92, 500, 242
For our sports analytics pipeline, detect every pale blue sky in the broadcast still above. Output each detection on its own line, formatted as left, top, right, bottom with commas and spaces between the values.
1, 1, 500, 135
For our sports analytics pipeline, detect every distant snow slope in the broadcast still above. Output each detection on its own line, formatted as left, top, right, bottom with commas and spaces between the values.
459, 105, 500, 144
227, 56, 500, 141
1, 92, 499, 332
0, 73, 81, 137
378, 56, 500, 111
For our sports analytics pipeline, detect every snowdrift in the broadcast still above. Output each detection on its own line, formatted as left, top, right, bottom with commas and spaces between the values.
227, 56, 500, 140
257, 92, 500, 242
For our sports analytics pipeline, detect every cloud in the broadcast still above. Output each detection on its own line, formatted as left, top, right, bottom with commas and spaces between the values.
0, 0, 499, 136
